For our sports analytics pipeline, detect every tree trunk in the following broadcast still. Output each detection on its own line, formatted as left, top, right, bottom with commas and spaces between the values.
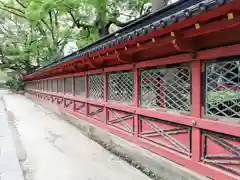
152, 0, 168, 13
98, 26, 109, 38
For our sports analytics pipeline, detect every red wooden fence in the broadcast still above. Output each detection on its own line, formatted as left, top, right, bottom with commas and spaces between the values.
24, 1, 240, 179
25, 48, 240, 180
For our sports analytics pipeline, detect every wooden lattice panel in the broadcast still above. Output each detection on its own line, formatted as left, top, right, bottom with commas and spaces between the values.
205, 60, 240, 121
88, 74, 104, 100
64, 98, 74, 110
108, 71, 134, 105
139, 116, 191, 156
52, 96, 58, 104
140, 65, 191, 113
74, 101, 85, 115
202, 131, 240, 176
88, 104, 104, 122
57, 97, 64, 107
38, 93, 43, 99
108, 109, 134, 134
44, 94, 51, 102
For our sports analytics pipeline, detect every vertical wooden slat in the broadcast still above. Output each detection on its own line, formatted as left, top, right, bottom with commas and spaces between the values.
104, 72, 108, 124
191, 61, 202, 162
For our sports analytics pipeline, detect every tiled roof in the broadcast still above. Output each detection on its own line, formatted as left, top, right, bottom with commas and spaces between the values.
32, 0, 232, 73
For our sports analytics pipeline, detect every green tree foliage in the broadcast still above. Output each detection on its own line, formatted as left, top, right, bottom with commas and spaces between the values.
5, 76, 25, 90
0, 0, 153, 89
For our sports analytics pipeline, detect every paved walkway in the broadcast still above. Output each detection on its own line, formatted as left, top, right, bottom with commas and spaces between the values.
0, 91, 24, 180
3, 93, 150, 180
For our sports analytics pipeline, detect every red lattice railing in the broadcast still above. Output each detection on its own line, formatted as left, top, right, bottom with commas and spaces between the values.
206, 60, 240, 121
74, 76, 85, 97
201, 130, 240, 176
108, 71, 134, 105
65, 98, 74, 110
140, 65, 191, 113
139, 116, 191, 156
74, 101, 85, 115
88, 104, 104, 122
25, 52, 240, 180
88, 74, 104, 100
64, 78, 72, 95
57, 97, 64, 107
108, 109, 134, 134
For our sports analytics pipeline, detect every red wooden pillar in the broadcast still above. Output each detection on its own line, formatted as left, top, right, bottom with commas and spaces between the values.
104, 71, 108, 124
133, 67, 139, 137
191, 61, 202, 162
84, 75, 88, 116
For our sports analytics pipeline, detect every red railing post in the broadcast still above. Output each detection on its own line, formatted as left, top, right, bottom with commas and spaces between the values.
104, 71, 108, 124
133, 67, 139, 137
191, 61, 202, 162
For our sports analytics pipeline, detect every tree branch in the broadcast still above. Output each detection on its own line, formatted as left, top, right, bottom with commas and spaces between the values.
48, 11, 55, 43
41, 19, 51, 32
68, 9, 80, 28
0, 7, 27, 19
140, 2, 145, 16
15, 0, 26, 8
53, 10, 59, 28
119, 12, 136, 18
36, 23, 47, 36
0, 1, 25, 14
110, 18, 136, 27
